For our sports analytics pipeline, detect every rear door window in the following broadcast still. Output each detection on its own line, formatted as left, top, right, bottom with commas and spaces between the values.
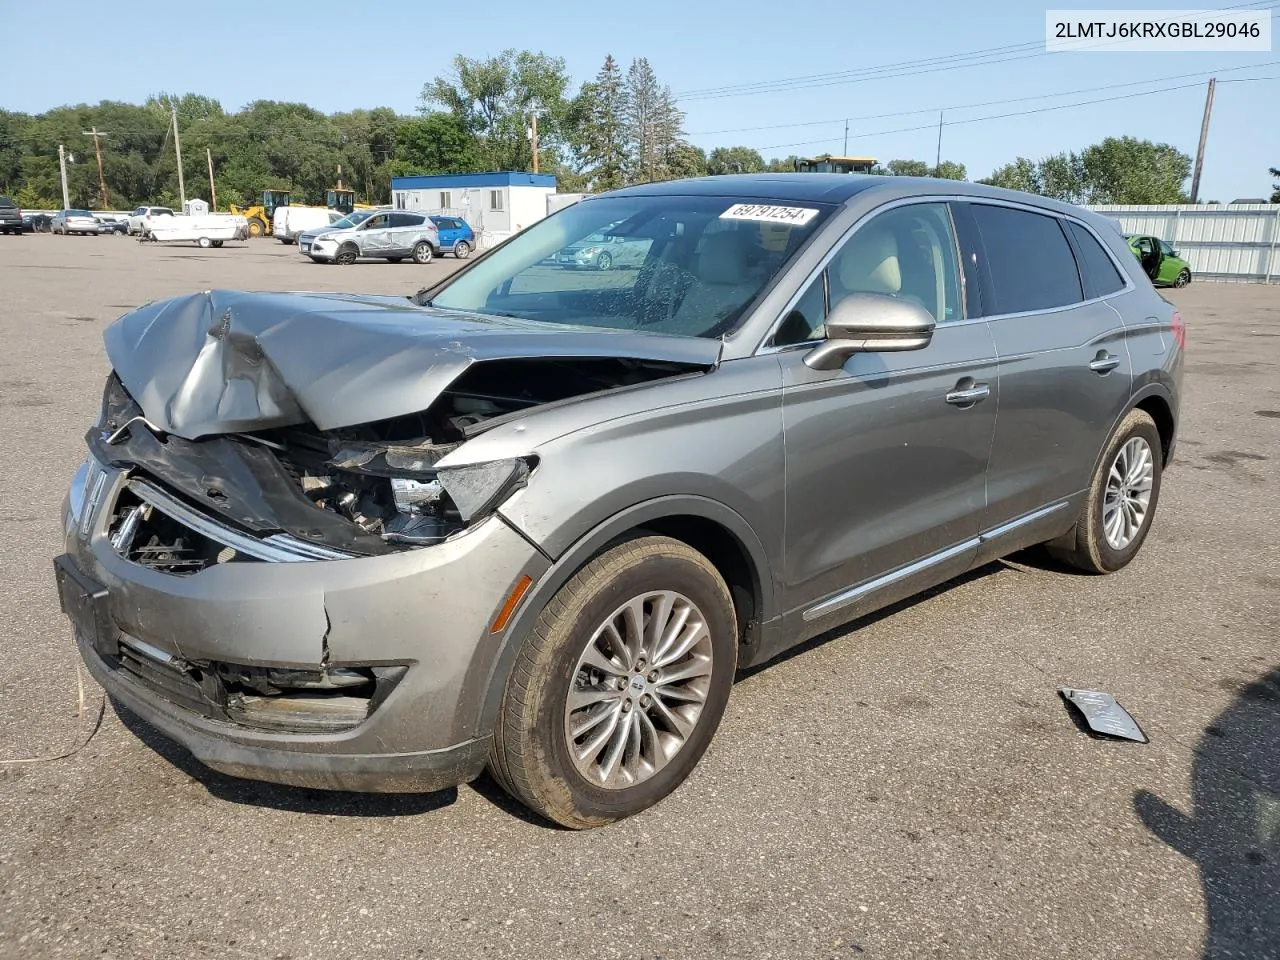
390, 213, 424, 228
1064, 221, 1126, 300
971, 204, 1083, 314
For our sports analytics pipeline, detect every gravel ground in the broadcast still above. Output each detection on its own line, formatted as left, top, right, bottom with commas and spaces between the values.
0, 233, 1277, 960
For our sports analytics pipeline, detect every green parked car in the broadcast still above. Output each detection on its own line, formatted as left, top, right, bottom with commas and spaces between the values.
1127, 234, 1192, 287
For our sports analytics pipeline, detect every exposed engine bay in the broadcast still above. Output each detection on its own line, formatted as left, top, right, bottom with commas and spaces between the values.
92, 355, 707, 561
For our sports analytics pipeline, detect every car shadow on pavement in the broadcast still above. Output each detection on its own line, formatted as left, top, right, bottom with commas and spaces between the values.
113, 700, 458, 817
1133, 666, 1280, 960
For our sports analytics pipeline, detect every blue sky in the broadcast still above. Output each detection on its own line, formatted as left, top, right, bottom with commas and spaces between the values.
3, 0, 1277, 200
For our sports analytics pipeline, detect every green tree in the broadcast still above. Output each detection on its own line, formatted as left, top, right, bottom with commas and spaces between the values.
706, 146, 765, 175
935, 160, 966, 180
623, 58, 685, 183
980, 157, 1040, 193
1270, 167, 1280, 203
422, 50, 573, 172
666, 142, 708, 180
394, 113, 482, 175
573, 55, 628, 191
1080, 136, 1190, 203
1037, 151, 1088, 203
886, 159, 930, 177
765, 155, 800, 172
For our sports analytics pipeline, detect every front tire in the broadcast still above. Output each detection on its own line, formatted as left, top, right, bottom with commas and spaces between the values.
1046, 408, 1163, 573
412, 241, 434, 264
334, 244, 358, 265
596, 251, 613, 271
489, 535, 737, 829
1174, 269, 1191, 287
247, 217, 266, 238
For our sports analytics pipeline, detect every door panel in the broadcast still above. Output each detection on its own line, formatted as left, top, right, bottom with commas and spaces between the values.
358, 214, 392, 256
983, 303, 1133, 526
962, 202, 1136, 528
779, 322, 998, 619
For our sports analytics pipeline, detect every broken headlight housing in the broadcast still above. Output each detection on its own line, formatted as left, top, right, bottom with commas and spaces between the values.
380, 458, 532, 546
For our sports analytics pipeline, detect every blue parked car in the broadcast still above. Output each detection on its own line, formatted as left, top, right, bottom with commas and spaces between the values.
428, 215, 475, 259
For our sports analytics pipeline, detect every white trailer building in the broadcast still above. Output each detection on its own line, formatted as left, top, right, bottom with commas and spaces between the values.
390, 172, 557, 247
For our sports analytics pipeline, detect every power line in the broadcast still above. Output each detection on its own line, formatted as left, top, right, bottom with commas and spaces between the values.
688, 58, 1280, 137
676, 1, 1278, 102
751, 75, 1280, 153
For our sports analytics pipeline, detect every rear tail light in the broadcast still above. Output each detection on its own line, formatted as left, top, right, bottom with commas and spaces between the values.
1171, 311, 1185, 350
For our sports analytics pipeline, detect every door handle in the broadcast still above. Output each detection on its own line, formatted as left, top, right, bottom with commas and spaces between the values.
945, 382, 990, 406
1089, 353, 1121, 374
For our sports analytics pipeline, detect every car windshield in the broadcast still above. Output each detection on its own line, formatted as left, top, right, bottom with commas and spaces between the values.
428, 195, 832, 339
328, 210, 374, 230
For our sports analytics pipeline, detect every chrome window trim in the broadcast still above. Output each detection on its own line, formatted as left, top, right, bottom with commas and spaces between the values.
756, 194, 1139, 356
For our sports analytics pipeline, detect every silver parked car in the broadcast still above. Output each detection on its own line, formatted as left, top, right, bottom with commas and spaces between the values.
302, 209, 439, 264
51, 209, 102, 235
55, 176, 1182, 828
555, 230, 651, 270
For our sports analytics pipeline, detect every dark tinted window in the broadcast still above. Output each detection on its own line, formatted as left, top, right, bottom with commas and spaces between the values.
972, 205, 1082, 314
1065, 221, 1125, 299
390, 213, 424, 227
0, 196, 15, 208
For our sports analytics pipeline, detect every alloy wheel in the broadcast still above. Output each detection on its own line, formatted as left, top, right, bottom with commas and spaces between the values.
563, 590, 714, 790
1103, 436, 1154, 550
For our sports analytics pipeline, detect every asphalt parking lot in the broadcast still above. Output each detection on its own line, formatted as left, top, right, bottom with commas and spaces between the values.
1, 233, 1277, 960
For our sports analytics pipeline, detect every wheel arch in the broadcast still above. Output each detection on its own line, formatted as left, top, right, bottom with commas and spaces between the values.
473, 496, 774, 739
1132, 388, 1177, 466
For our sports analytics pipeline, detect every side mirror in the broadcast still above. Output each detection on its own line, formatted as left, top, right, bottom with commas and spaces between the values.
804, 293, 936, 370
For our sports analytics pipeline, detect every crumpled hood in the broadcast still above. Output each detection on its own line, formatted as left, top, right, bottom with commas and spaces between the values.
104, 290, 721, 440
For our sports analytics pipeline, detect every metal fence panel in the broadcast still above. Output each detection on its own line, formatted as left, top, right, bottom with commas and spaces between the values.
1087, 204, 1280, 283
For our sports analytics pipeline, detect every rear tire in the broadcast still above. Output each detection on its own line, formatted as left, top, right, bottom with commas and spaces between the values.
1046, 408, 1163, 574
197, 236, 211, 249
489, 535, 737, 829
454, 240, 471, 259
412, 241, 434, 264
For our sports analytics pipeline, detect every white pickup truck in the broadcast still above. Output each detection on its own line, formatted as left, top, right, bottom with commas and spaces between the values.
273, 206, 344, 244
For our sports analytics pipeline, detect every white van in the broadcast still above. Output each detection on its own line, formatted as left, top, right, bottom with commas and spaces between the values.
273, 206, 345, 244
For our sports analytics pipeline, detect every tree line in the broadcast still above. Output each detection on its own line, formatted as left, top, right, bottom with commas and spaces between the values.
0, 48, 1255, 210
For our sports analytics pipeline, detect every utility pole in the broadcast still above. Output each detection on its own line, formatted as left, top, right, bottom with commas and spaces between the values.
843, 119, 849, 155
528, 102, 543, 174
206, 147, 217, 211
1190, 77, 1216, 204
82, 128, 109, 209
171, 104, 186, 207
934, 111, 944, 177
58, 144, 70, 209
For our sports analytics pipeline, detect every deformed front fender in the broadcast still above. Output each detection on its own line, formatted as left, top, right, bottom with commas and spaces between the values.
466, 495, 776, 742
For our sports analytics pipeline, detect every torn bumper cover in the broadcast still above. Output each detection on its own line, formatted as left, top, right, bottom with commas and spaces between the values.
59, 458, 549, 792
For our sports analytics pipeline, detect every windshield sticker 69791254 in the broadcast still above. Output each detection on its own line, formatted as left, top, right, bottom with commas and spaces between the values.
719, 203, 819, 226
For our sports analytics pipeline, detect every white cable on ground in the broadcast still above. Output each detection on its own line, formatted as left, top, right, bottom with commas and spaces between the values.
0, 660, 106, 765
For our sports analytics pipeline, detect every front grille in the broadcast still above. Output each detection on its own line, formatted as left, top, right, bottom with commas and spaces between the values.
109, 486, 242, 576
105, 479, 354, 574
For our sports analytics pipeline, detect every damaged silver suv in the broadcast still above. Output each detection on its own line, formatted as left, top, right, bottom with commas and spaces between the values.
55, 176, 1182, 828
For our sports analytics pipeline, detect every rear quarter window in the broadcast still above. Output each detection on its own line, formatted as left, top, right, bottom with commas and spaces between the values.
971, 204, 1083, 314
1065, 221, 1126, 299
